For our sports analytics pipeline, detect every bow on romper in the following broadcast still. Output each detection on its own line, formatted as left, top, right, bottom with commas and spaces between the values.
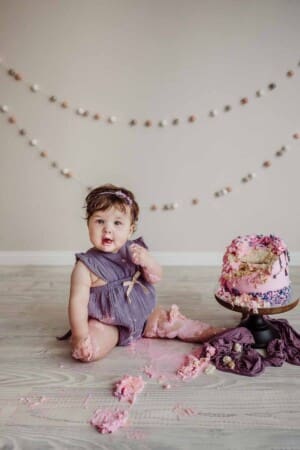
76, 237, 157, 346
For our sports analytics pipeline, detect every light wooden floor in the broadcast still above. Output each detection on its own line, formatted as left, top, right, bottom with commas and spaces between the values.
1, 266, 300, 450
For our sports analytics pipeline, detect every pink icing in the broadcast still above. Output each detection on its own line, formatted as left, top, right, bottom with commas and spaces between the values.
177, 345, 216, 380
219, 234, 290, 299
114, 375, 145, 404
216, 287, 269, 313
90, 408, 128, 434
143, 304, 217, 342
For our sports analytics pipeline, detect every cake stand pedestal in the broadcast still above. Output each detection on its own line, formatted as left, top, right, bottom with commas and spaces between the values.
215, 294, 299, 349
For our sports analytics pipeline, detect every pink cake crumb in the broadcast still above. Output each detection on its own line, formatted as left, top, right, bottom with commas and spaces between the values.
173, 404, 199, 419
90, 408, 129, 434
114, 375, 145, 404
125, 430, 147, 440
177, 345, 216, 380
19, 396, 47, 408
83, 393, 92, 409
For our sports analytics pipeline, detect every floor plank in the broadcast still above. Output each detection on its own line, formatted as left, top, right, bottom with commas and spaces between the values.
1, 266, 300, 449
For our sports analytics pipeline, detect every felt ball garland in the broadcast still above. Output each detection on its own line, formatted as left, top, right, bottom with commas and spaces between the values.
1, 56, 298, 129
1, 100, 298, 211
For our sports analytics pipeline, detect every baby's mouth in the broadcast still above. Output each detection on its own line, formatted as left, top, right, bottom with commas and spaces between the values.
102, 237, 113, 245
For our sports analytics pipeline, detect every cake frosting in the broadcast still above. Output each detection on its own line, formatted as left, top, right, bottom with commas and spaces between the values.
217, 234, 291, 311
114, 375, 145, 404
90, 408, 128, 434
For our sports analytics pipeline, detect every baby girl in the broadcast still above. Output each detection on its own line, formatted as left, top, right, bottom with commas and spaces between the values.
60, 184, 223, 362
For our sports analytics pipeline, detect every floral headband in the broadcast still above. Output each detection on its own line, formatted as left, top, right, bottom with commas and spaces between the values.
98, 190, 133, 206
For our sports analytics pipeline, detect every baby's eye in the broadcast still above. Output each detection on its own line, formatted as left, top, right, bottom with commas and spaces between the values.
115, 221, 122, 226
97, 219, 104, 224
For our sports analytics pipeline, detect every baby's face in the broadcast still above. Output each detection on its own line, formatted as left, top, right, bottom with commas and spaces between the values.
88, 206, 134, 253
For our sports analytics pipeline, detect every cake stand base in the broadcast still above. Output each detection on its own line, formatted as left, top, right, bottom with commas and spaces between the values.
239, 314, 279, 349
215, 293, 299, 349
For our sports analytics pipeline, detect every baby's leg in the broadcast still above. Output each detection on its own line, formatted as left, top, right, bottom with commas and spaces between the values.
143, 305, 225, 343
73, 319, 119, 362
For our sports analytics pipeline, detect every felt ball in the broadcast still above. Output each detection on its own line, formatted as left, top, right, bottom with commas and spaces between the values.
144, 120, 152, 127
209, 109, 218, 117
223, 355, 232, 365
228, 361, 236, 370
286, 70, 294, 77
192, 198, 199, 205
40, 151, 48, 158
0, 104, 8, 113
49, 95, 57, 102
188, 114, 197, 122
224, 105, 232, 112
8, 68, 15, 76
263, 160, 271, 168
76, 108, 85, 115
150, 204, 158, 211
129, 119, 137, 126
61, 101, 68, 108
256, 89, 264, 97
19, 128, 26, 136
268, 83, 276, 90
93, 113, 101, 120
172, 118, 179, 125
8, 116, 16, 124
30, 84, 39, 92
240, 97, 248, 105
293, 133, 300, 139
51, 161, 58, 168
14, 73, 22, 81
108, 116, 117, 123
158, 120, 167, 127
233, 343, 242, 352
29, 139, 38, 146
61, 168, 72, 178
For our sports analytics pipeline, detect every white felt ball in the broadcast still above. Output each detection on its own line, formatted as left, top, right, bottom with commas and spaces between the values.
159, 120, 167, 127
256, 89, 264, 97
31, 84, 40, 92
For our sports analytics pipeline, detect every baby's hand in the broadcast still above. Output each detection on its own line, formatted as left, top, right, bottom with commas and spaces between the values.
71, 335, 93, 361
130, 244, 151, 268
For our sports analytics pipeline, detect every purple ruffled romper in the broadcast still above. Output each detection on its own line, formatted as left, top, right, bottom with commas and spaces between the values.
75, 237, 156, 346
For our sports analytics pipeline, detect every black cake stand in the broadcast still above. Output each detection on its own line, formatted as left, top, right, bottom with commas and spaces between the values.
215, 293, 299, 349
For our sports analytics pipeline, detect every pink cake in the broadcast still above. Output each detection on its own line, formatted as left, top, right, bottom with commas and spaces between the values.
217, 234, 291, 310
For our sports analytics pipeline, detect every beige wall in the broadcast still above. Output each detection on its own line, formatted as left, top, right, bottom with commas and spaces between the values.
0, 0, 300, 253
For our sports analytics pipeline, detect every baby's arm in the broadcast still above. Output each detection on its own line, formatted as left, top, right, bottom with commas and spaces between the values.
68, 261, 93, 360
130, 243, 162, 284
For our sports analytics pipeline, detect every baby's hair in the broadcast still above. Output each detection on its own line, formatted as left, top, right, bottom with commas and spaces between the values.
85, 184, 139, 230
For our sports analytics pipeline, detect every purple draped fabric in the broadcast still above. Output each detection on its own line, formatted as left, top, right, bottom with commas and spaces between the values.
202, 318, 300, 376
